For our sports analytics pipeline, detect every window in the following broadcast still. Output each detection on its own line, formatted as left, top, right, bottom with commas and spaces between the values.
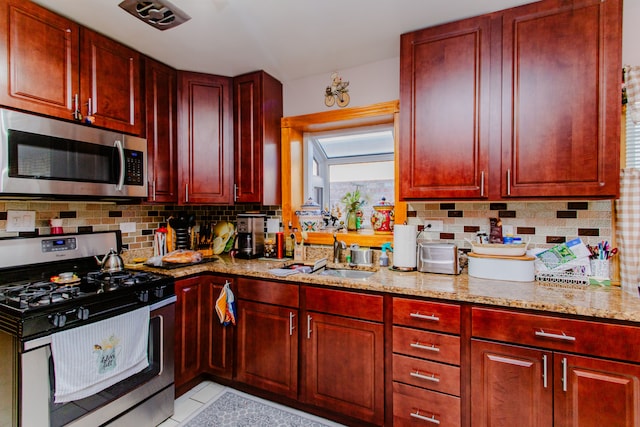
304, 125, 394, 229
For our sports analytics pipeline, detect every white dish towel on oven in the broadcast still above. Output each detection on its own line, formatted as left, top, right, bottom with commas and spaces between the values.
50, 306, 150, 403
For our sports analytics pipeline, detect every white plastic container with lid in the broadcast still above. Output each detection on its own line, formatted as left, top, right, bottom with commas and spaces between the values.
468, 253, 535, 282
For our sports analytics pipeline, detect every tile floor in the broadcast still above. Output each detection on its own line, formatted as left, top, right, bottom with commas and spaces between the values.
156, 381, 341, 426
157, 381, 227, 426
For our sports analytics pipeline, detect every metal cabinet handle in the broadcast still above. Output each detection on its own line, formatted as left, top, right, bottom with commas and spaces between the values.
410, 411, 440, 425
535, 330, 576, 342
506, 169, 511, 196
234, 183, 238, 202
289, 312, 295, 336
152, 180, 156, 201
410, 342, 440, 352
480, 170, 485, 197
542, 354, 548, 388
185, 183, 189, 203
307, 315, 312, 339
561, 357, 568, 392
410, 312, 440, 322
410, 370, 440, 383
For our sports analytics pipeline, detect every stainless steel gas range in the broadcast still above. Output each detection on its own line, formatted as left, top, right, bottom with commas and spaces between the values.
0, 231, 175, 427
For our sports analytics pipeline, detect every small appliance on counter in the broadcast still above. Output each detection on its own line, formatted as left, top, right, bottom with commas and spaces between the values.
417, 241, 461, 275
236, 213, 265, 258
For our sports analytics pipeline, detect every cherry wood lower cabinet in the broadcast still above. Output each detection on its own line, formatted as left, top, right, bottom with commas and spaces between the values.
235, 278, 299, 399
391, 297, 462, 426
303, 287, 385, 425
472, 307, 640, 427
175, 275, 234, 395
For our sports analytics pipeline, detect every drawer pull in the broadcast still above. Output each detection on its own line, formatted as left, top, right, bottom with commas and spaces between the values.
535, 329, 576, 342
410, 342, 440, 352
410, 410, 441, 425
410, 370, 440, 383
410, 312, 440, 322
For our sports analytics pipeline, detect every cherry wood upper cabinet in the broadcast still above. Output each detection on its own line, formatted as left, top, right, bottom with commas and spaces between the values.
399, 15, 492, 199
0, 0, 79, 120
177, 71, 233, 205
399, 0, 622, 200
0, 0, 143, 135
145, 58, 178, 203
80, 29, 143, 135
233, 70, 283, 205
500, 0, 622, 198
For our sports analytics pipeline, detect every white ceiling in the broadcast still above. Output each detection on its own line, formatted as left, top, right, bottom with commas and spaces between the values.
32, 0, 538, 83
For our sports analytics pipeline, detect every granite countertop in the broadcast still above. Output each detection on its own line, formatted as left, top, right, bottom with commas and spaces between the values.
135, 255, 640, 324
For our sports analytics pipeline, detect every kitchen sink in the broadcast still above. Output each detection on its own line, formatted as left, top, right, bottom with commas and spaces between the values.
316, 268, 375, 279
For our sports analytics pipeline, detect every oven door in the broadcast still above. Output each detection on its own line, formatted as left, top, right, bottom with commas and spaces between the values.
19, 298, 175, 427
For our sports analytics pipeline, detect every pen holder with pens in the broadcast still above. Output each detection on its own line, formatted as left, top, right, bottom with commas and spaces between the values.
589, 258, 610, 284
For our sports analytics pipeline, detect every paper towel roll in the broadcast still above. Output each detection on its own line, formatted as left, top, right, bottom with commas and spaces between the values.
393, 224, 417, 269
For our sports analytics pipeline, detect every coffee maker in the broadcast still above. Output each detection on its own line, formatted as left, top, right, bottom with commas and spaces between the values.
236, 213, 265, 258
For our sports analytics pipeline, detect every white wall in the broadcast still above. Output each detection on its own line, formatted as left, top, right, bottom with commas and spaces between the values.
283, 57, 399, 117
623, 0, 640, 65
284, 0, 638, 117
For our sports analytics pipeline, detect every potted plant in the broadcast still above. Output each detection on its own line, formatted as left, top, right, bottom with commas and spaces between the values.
341, 188, 365, 231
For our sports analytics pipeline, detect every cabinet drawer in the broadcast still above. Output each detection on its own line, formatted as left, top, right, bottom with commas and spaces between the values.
393, 326, 460, 365
393, 297, 460, 334
237, 278, 299, 307
305, 287, 383, 322
472, 307, 640, 363
393, 354, 460, 396
393, 382, 460, 427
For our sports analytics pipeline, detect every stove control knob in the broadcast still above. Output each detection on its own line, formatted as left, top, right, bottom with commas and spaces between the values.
137, 290, 149, 303
77, 307, 90, 320
50, 313, 67, 328
153, 286, 166, 299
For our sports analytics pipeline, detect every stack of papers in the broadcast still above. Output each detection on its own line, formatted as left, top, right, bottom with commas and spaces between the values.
535, 238, 592, 273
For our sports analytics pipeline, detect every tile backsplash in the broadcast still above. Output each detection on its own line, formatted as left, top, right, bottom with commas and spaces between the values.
0, 200, 613, 253
408, 200, 613, 249
0, 201, 281, 251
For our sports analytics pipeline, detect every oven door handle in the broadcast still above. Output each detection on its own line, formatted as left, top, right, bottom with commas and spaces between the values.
114, 139, 125, 191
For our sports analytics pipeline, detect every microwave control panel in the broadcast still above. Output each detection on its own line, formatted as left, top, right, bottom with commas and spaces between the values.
124, 149, 144, 186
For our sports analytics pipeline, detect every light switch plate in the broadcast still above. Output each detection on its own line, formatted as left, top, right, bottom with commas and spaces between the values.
6, 210, 36, 232
119, 222, 137, 233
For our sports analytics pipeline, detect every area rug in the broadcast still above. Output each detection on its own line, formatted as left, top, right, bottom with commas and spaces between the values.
180, 388, 345, 427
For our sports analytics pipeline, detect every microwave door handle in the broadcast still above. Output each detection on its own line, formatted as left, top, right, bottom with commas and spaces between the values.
114, 140, 125, 191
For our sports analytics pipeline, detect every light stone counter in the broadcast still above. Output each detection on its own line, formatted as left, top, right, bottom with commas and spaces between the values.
138, 255, 640, 323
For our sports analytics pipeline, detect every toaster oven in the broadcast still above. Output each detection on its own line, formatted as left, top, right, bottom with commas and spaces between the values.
417, 241, 461, 275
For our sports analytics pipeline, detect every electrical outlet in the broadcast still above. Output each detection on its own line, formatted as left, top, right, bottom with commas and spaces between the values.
424, 220, 444, 232
119, 222, 136, 233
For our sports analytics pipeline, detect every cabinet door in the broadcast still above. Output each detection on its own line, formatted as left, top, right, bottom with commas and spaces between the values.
178, 71, 233, 204
236, 300, 298, 398
554, 353, 640, 427
471, 339, 553, 427
304, 311, 384, 425
80, 29, 143, 135
233, 71, 282, 205
0, 0, 79, 119
202, 276, 234, 379
175, 277, 205, 390
145, 58, 178, 203
399, 15, 491, 199
500, 0, 621, 198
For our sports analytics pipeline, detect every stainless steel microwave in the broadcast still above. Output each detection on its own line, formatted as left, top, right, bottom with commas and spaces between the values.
0, 108, 147, 199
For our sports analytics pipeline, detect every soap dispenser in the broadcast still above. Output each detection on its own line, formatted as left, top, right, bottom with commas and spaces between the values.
380, 242, 392, 267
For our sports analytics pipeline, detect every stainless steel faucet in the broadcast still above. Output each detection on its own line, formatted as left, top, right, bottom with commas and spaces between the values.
333, 233, 346, 263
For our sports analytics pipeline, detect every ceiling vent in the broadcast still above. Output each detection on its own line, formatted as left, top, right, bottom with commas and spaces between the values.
118, 0, 191, 31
